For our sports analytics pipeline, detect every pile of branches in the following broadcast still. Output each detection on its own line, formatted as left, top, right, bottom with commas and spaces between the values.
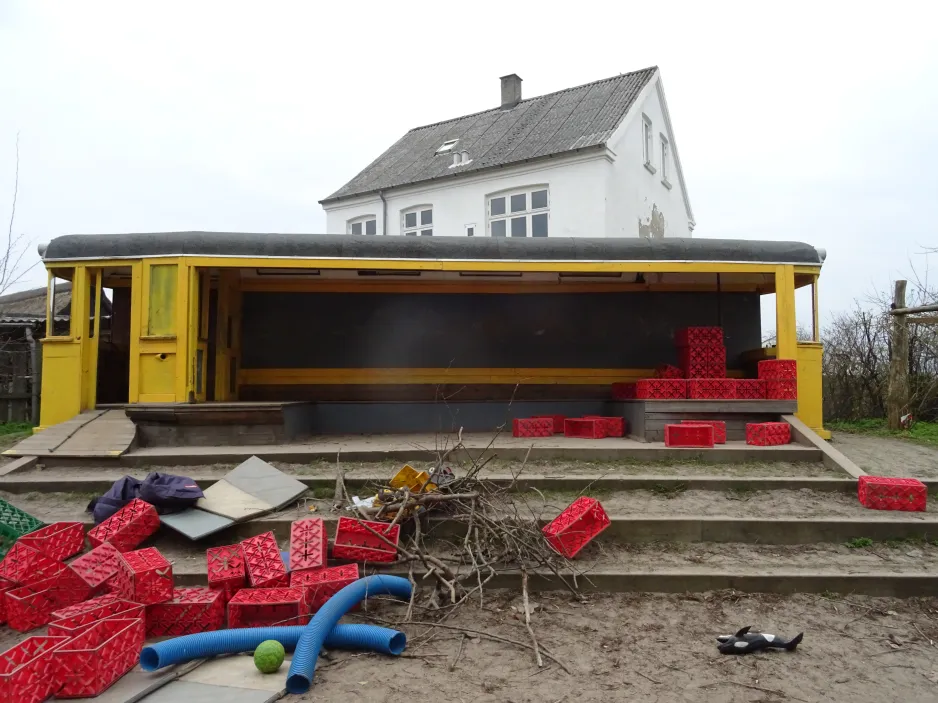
332, 431, 588, 670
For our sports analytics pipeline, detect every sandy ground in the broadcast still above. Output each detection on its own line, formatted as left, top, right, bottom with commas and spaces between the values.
0, 591, 936, 702
314, 591, 938, 703
832, 432, 938, 478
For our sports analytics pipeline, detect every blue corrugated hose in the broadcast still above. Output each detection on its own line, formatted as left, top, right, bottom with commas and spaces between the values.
286, 574, 412, 694
139, 623, 406, 672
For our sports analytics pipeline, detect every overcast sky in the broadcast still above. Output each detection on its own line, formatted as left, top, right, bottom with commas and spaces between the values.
1, 1, 936, 327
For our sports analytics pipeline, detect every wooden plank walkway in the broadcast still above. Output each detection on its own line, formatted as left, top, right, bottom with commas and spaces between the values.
2, 409, 136, 458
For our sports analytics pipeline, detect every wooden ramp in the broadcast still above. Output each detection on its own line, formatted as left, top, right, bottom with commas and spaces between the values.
3, 409, 136, 458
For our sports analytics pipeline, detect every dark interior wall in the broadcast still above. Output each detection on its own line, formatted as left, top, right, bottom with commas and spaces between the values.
241, 291, 761, 369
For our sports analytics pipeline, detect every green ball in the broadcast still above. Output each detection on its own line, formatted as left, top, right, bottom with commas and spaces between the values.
254, 640, 285, 674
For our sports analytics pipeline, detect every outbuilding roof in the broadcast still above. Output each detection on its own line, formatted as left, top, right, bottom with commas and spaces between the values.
42, 233, 825, 266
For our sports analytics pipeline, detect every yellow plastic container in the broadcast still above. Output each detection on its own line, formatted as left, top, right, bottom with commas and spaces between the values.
389, 464, 437, 493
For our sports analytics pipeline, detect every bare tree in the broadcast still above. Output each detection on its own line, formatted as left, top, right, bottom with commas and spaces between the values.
2, 133, 37, 296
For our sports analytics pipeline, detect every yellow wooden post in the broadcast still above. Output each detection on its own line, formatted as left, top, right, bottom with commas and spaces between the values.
175, 262, 196, 402
83, 269, 102, 410
128, 262, 143, 403
774, 265, 797, 359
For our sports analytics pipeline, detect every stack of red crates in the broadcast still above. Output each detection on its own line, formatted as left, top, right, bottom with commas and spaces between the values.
676, 327, 726, 384
758, 359, 798, 400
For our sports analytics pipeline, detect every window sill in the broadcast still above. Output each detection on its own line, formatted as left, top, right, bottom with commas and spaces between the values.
644, 162, 657, 175
661, 178, 672, 190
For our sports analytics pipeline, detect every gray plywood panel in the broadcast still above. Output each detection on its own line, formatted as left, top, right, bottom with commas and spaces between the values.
197, 480, 272, 520
223, 456, 307, 509
142, 681, 275, 703
161, 509, 235, 540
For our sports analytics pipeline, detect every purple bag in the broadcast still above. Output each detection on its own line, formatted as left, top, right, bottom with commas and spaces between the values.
88, 472, 204, 524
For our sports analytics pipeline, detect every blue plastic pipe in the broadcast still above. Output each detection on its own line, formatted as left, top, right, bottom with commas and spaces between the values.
286, 574, 412, 694
139, 623, 405, 672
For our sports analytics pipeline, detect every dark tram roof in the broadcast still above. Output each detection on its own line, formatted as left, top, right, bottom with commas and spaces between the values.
41, 233, 825, 265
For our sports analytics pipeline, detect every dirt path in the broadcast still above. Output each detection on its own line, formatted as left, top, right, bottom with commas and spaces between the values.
832, 432, 938, 478
302, 591, 938, 703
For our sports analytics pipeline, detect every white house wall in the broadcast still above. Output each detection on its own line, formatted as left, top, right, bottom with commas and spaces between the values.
604, 79, 692, 238
323, 155, 608, 238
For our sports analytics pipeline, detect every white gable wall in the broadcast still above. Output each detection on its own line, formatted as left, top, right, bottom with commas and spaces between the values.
604, 77, 693, 238
323, 153, 608, 238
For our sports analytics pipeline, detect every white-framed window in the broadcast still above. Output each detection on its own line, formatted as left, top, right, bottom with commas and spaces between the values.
660, 134, 670, 182
465, 223, 476, 237
348, 216, 377, 235
436, 139, 459, 154
402, 206, 433, 236
642, 115, 653, 167
486, 187, 549, 238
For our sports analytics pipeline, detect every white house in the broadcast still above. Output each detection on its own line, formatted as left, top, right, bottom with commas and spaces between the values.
321, 67, 694, 239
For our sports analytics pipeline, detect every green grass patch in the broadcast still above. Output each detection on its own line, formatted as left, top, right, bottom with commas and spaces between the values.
650, 483, 687, 499
829, 419, 938, 447
0, 423, 32, 437
845, 537, 874, 549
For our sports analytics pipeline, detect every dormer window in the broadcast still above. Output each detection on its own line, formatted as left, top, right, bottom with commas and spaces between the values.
436, 139, 459, 154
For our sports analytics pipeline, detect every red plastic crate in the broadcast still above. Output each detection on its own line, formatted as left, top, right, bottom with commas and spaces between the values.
227, 587, 309, 628
675, 326, 723, 346
765, 379, 798, 400
0, 635, 71, 703
5, 568, 92, 632
745, 422, 791, 446
610, 382, 637, 400
678, 345, 726, 378
681, 420, 727, 444
654, 364, 684, 379
206, 544, 246, 601
241, 532, 290, 587
333, 517, 400, 562
858, 476, 927, 512
53, 618, 144, 698
758, 359, 797, 380
735, 379, 767, 400
687, 379, 736, 400
531, 415, 567, 433
542, 497, 610, 559
146, 586, 225, 636
563, 418, 607, 439
636, 378, 686, 400
512, 418, 553, 438
48, 599, 144, 639
664, 423, 715, 448
290, 518, 328, 574
50, 593, 121, 622
0, 577, 15, 624
110, 547, 173, 605
68, 541, 122, 594
18, 522, 85, 562
0, 542, 67, 586
291, 564, 360, 612
87, 498, 160, 552
583, 416, 627, 437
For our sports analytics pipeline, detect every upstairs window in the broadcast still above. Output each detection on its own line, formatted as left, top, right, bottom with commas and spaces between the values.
660, 134, 670, 182
402, 206, 433, 236
436, 139, 459, 154
487, 187, 549, 237
642, 115, 656, 174
348, 216, 377, 235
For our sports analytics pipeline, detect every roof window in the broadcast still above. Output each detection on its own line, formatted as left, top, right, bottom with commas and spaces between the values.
436, 139, 459, 154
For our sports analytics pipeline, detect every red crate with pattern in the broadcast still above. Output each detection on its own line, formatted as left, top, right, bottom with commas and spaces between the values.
68, 542, 123, 594
745, 422, 791, 446
664, 423, 714, 448
765, 379, 798, 400
290, 518, 328, 574
53, 618, 144, 698
678, 345, 726, 378
563, 418, 607, 439
758, 359, 797, 380
5, 568, 92, 632
48, 599, 144, 639
583, 416, 627, 437
610, 382, 637, 400
87, 499, 160, 552
0, 635, 71, 703
227, 587, 309, 628
542, 497, 610, 558
332, 518, 400, 563
241, 532, 289, 588
0, 577, 15, 624
206, 544, 246, 601
636, 379, 686, 400
109, 547, 173, 605
291, 564, 360, 612
531, 415, 567, 434
0, 542, 66, 586
675, 326, 724, 346
735, 379, 767, 400
18, 522, 85, 562
146, 587, 225, 636
654, 364, 684, 379
858, 476, 927, 512
687, 379, 736, 400
512, 418, 553, 438
49, 593, 121, 622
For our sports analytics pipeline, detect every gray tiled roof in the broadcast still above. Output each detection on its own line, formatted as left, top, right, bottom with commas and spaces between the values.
322, 67, 657, 203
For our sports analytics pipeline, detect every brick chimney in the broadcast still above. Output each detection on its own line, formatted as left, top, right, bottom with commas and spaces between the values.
500, 74, 522, 109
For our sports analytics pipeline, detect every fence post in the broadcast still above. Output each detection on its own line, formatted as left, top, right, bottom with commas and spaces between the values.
887, 280, 909, 429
